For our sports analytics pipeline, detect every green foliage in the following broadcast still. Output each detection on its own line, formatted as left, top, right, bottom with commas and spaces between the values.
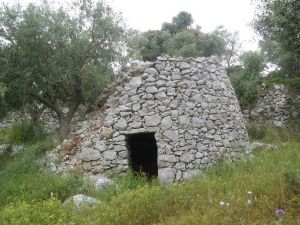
163, 30, 202, 57
0, 198, 73, 225
0, 141, 85, 206
0, 0, 126, 139
201, 32, 226, 57
247, 123, 266, 140
137, 12, 233, 61
161, 22, 178, 35
0, 149, 13, 169
88, 171, 154, 202
162, 11, 193, 34
284, 170, 300, 195
137, 30, 171, 61
240, 51, 265, 74
171, 11, 193, 31
247, 123, 296, 143
213, 26, 241, 70
230, 51, 265, 109
1, 139, 299, 224
265, 76, 300, 95
253, 0, 300, 77
7, 120, 47, 144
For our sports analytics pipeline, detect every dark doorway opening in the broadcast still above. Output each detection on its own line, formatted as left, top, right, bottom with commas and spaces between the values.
126, 132, 158, 179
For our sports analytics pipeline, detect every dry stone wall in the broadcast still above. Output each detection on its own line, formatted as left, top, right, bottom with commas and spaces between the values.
54, 57, 249, 183
243, 84, 299, 127
0, 108, 82, 133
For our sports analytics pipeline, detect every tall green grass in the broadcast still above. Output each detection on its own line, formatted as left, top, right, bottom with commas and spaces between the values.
247, 122, 297, 143
0, 140, 87, 206
7, 120, 47, 144
0, 141, 299, 225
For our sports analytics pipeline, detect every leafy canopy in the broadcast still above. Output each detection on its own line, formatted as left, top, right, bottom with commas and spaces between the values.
230, 51, 265, 109
253, 0, 300, 77
137, 11, 239, 65
137, 11, 237, 61
0, 0, 125, 138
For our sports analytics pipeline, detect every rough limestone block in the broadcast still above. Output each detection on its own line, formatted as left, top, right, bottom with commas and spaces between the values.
158, 168, 175, 183
144, 114, 161, 127
79, 147, 101, 161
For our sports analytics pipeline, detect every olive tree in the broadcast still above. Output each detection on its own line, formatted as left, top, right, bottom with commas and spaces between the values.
0, 0, 125, 139
230, 51, 265, 110
253, 0, 300, 77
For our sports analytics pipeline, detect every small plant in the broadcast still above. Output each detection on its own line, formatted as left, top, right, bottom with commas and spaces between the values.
7, 120, 47, 144
275, 209, 286, 223
247, 123, 266, 140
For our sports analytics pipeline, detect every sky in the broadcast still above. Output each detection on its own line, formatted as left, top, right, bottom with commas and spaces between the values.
1, 0, 260, 51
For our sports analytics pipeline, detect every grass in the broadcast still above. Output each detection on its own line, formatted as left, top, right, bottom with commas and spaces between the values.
7, 120, 47, 144
0, 140, 89, 206
0, 125, 299, 225
247, 122, 298, 144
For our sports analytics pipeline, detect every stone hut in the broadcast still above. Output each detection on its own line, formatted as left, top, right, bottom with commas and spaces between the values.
54, 57, 249, 183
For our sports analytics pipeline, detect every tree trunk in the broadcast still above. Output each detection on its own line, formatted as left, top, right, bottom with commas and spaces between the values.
28, 80, 83, 141
58, 114, 72, 141
30, 105, 46, 124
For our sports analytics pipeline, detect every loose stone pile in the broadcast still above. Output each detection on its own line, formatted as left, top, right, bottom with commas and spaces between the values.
48, 56, 249, 183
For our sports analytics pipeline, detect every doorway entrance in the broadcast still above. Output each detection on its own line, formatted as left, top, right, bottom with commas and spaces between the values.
126, 132, 158, 178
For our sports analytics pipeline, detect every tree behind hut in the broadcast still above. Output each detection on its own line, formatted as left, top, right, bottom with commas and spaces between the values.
0, 0, 125, 140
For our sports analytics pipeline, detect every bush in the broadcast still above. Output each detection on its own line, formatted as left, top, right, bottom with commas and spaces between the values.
8, 120, 47, 144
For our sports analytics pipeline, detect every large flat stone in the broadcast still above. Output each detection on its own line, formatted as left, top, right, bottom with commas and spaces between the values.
63, 194, 99, 208
180, 152, 195, 163
115, 118, 128, 130
79, 147, 101, 161
163, 130, 178, 142
128, 77, 142, 89
103, 150, 117, 160
144, 114, 161, 127
161, 116, 172, 130
178, 115, 191, 128
158, 168, 175, 183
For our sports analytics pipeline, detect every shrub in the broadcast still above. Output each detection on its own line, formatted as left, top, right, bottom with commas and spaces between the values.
8, 120, 47, 144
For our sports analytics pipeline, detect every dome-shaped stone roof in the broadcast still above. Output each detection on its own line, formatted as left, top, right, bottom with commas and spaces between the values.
47, 56, 249, 183
92, 56, 249, 182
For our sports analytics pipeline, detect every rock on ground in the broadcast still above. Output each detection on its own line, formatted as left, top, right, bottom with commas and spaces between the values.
63, 194, 100, 208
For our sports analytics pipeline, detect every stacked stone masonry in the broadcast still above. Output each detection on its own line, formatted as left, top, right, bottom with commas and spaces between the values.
63, 56, 249, 183
243, 84, 299, 127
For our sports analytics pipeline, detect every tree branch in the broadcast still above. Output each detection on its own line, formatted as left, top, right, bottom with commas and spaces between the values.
26, 91, 62, 116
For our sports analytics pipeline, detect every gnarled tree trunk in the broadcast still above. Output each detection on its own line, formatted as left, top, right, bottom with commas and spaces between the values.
58, 114, 73, 141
